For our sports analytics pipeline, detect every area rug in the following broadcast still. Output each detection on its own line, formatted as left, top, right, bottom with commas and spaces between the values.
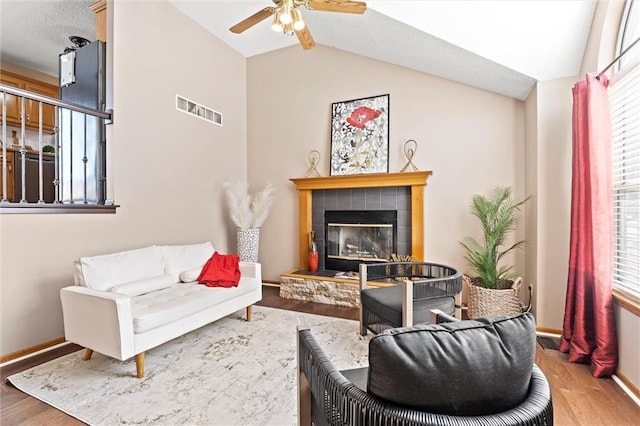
7, 306, 371, 425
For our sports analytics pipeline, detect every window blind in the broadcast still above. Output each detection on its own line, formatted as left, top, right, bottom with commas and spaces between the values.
609, 61, 640, 299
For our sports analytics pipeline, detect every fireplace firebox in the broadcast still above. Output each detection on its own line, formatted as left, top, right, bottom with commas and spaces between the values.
325, 210, 397, 272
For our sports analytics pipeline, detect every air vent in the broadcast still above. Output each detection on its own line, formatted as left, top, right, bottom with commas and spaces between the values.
176, 95, 223, 126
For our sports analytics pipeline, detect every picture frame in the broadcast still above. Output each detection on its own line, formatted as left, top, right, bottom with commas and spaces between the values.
330, 94, 389, 175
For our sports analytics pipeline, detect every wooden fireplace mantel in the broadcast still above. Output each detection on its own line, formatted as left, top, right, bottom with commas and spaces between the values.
290, 171, 433, 270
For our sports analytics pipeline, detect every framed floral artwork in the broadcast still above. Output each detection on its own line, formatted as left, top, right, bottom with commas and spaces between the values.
330, 94, 389, 175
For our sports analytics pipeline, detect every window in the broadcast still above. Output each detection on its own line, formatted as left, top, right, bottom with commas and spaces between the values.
611, 0, 640, 299
618, 0, 640, 70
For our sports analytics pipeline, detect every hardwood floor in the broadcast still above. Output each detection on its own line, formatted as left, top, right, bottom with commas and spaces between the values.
1, 285, 638, 425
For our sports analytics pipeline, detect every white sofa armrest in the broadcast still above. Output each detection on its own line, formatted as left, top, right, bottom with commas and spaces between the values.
239, 261, 262, 282
60, 286, 135, 361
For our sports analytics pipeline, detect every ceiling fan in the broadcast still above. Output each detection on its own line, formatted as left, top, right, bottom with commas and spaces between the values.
229, 0, 367, 50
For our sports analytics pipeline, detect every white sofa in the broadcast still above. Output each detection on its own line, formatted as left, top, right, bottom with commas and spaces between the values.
60, 242, 262, 378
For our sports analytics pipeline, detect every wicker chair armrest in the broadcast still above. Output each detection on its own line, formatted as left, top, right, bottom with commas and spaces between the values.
411, 274, 462, 299
402, 280, 413, 327
428, 309, 458, 324
298, 328, 553, 426
359, 263, 372, 291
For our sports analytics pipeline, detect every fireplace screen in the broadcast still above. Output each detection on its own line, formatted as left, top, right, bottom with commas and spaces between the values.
325, 210, 397, 271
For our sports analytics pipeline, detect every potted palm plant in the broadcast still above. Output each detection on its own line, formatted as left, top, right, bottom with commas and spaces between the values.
460, 186, 529, 319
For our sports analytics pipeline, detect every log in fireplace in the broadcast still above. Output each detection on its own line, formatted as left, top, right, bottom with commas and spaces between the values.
325, 210, 397, 272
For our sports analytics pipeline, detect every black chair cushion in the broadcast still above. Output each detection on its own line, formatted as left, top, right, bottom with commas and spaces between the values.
361, 285, 455, 326
367, 312, 536, 416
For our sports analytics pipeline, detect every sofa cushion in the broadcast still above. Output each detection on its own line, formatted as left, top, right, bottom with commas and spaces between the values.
80, 246, 165, 291
130, 278, 260, 333
110, 274, 175, 297
367, 313, 536, 416
159, 242, 215, 283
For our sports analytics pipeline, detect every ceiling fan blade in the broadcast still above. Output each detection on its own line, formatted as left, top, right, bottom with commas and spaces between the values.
306, 0, 366, 14
229, 7, 275, 34
295, 26, 316, 50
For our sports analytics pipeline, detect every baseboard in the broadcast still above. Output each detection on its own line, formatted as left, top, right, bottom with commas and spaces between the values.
613, 372, 640, 406
262, 280, 280, 286
0, 337, 69, 365
536, 326, 562, 335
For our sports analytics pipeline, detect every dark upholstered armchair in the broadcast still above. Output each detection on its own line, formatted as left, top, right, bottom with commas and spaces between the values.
297, 311, 553, 426
359, 262, 462, 335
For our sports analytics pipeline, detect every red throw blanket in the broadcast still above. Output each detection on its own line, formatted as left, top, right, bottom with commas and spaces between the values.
197, 252, 241, 288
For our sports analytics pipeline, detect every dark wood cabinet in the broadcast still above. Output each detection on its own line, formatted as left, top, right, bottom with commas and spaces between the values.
0, 70, 59, 133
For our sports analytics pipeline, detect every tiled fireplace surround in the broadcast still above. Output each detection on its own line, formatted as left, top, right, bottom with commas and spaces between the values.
312, 186, 412, 271
280, 171, 432, 307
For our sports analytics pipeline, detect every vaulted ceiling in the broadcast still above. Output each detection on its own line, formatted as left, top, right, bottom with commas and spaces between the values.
0, 0, 598, 101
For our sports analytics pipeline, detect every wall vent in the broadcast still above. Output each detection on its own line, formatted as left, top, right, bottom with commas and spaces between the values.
176, 95, 223, 126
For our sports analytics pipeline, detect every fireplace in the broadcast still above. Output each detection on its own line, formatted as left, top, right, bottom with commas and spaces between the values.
288, 171, 432, 273
282, 172, 432, 308
325, 210, 397, 272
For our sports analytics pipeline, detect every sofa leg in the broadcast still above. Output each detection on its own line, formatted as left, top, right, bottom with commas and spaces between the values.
83, 348, 94, 360
246, 305, 253, 322
135, 353, 145, 378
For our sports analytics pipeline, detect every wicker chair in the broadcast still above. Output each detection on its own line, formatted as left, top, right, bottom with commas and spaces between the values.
297, 311, 553, 426
359, 262, 462, 335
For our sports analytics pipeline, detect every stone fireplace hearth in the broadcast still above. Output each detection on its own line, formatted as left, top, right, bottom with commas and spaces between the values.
280, 171, 432, 307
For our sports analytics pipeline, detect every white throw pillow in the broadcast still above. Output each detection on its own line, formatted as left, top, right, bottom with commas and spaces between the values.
110, 274, 175, 297
80, 246, 165, 291
179, 267, 202, 283
159, 242, 214, 283
73, 261, 86, 286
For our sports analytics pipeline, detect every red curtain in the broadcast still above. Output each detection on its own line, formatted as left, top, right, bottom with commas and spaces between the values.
559, 73, 618, 377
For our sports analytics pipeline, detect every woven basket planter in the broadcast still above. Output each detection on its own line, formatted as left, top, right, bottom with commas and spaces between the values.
464, 274, 523, 319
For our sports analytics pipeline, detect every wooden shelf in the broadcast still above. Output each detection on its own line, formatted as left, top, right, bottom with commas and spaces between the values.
290, 171, 432, 190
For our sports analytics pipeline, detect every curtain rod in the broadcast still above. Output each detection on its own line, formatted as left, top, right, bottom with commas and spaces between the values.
597, 37, 640, 80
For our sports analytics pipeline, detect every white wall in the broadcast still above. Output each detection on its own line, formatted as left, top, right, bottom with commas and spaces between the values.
524, 77, 575, 329
247, 45, 526, 285
0, 0, 247, 355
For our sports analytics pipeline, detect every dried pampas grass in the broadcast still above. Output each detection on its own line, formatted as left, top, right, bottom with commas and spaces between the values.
224, 182, 276, 229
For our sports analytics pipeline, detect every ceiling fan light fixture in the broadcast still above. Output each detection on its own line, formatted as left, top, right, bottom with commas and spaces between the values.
280, 1, 293, 25
271, 11, 284, 32
283, 22, 294, 36
292, 9, 305, 30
